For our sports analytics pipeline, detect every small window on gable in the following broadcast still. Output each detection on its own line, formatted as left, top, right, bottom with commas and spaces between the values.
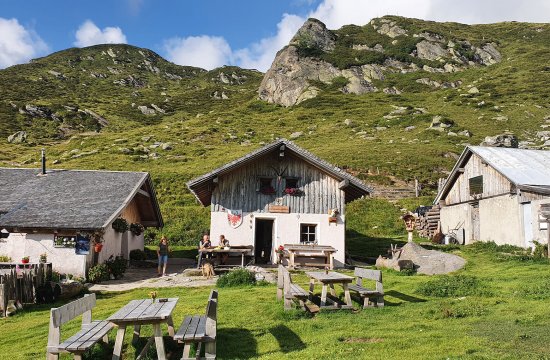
258, 177, 275, 195
285, 178, 298, 189
300, 224, 317, 244
469, 175, 483, 195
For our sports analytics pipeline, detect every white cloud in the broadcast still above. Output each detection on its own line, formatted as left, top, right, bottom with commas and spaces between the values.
0, 18, 49, 69
234, 14, 305, 71
163, 35, 232, 70
74, 20, 127, 47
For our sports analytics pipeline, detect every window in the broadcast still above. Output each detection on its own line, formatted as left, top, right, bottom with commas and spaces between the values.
258, 177, 275, 195
300, 224, 317, 244
469, 175, 483, 195
285, 178, 298, 189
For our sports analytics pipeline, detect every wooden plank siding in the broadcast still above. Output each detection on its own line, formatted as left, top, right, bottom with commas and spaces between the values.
211, 153, 345, 215
444, 153, 514, 205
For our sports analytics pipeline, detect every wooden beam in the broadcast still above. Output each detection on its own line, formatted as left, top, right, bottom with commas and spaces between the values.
457, 167, 465, 173
137, 189, 150, 198
338, 179, 350, 190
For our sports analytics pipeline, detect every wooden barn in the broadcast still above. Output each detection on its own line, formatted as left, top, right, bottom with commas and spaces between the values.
187, 139, 373, 267
0, 167, 163, 277
435, 146, 550, 248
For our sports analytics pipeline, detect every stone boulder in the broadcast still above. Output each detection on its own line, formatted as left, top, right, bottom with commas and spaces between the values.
373, 19, 407, 38
7, 131, 27, 143
475, 43, 502, 65
376, 242, 466, 275
481, 134, 518, 148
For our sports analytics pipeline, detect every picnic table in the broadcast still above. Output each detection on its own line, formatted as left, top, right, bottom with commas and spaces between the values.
197, 247, 251, 268
107, 298, 178, 360
306, 271, 354, 310
284, 244, 337, 270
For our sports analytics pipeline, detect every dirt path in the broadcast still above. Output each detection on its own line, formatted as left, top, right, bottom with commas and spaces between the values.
89, 260, 217, 292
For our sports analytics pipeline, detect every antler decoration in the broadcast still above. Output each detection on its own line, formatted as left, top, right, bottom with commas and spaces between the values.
269, 165, 288, 183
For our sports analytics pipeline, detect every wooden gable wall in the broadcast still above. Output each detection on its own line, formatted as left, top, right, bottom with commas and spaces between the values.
210, 152, 345, 214
444, 153, 514, 205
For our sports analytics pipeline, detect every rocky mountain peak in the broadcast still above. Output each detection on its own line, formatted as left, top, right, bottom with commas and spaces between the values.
289, 18, 336, 52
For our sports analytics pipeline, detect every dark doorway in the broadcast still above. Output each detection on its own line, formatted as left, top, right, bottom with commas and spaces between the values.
255, 219, 274, 264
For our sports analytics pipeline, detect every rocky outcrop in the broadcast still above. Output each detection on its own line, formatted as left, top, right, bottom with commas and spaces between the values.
259, 17, 502, 106
481, 134, 518, 148
289, 18, 336, 52
7, 131, 27, 143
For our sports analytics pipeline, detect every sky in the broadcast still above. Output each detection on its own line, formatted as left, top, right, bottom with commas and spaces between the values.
1, 0, 549, 71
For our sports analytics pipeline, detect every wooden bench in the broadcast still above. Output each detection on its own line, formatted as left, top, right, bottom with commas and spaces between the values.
46, 293, 114, 360
348, 268, 384, 308
278, 265, 308, 311
174, 289, 218, 360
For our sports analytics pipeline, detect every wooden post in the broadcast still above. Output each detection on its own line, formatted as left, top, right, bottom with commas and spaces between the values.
414, 178, 419, 198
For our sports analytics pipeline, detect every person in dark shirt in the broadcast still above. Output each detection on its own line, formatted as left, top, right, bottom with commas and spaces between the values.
157, 236, 170, 277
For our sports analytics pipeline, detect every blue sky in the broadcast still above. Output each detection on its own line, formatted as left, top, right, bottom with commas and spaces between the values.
1, 0, 549, 71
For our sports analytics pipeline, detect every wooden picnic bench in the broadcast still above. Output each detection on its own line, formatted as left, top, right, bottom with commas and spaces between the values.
283, 244, 336, 270
46, 293, 113, 360
174, 289, 218, 360
278, 265, 309, 311
348, 268, 384, 308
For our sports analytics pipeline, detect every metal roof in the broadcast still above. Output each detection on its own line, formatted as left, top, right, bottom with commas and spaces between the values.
0, 168, 163, 231
187, 139, 373, 206
435, 146, 550, 203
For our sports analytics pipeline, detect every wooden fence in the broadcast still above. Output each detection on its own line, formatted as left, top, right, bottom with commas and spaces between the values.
0, 262, 52, 317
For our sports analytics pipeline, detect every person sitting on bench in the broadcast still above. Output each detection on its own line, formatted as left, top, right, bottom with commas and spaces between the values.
217, 235, 230, 265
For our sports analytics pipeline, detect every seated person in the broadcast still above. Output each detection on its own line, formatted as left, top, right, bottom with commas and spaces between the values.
217, 235, 230, 265
199, 234, 212, 259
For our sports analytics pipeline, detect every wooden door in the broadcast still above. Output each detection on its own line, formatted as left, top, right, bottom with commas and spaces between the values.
471, 203, 480, 241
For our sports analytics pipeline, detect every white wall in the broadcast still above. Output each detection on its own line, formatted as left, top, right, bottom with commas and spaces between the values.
440, 195, 524, 247
0, 232, 88, 277
479, 195, 523, 247
210, 211, 346, 266
98, 225, 144, 263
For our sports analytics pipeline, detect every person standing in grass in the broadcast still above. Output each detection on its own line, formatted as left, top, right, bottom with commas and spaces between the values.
157, 236, 170, 277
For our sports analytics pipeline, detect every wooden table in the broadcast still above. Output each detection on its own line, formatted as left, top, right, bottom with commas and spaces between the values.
284, 244, 337, 270
197, 248, 251, 268
107, 298, 178, 360
306, 271, 354, 310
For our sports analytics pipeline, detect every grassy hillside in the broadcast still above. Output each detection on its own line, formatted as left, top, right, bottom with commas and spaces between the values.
0, 17, 549, 244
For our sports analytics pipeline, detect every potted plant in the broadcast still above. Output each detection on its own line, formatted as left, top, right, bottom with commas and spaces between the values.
112, 218, 129, 233
130, 223, 144, 236
91, 229, 105, 253
284, 187, 304, 196
39, 253, 47, 263
21, 256, 30, 264
329, 208, 339, 223
275, 245, 285, 264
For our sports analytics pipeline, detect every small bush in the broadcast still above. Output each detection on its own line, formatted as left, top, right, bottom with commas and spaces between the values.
417, 275, 490, 297
144, 247, 158, 260
105, 255, 127, 279
216, 268, 256, 287
533, 241, 548, 259
88, 264, 110, 283
130, 249, 147, 261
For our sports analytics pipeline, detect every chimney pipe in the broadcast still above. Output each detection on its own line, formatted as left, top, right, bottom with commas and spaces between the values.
41, 148, 46, 175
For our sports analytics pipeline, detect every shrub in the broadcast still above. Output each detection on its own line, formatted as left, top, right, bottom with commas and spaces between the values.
533, 241, 548, 259
105, 255, 127, 279
216, 268, 256, 287
144, 247, 158, 260
112, 218, 129, 233
416, 275, 490, 297
129, 249, 147, 261
88, 264, 110, 283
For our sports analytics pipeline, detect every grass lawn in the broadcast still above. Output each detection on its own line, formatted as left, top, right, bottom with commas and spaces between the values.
2, 243, 550, 359
145, 245, 198, 259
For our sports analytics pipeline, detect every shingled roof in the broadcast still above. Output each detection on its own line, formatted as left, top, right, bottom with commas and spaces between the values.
0, 168, 163, 231
187, 139, 373, 206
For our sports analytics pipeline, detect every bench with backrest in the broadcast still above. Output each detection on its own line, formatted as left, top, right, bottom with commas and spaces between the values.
175, 289, 218, 360
46, 293, 113, 360
278, 265, 308, 311
348, 268, 384, 308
